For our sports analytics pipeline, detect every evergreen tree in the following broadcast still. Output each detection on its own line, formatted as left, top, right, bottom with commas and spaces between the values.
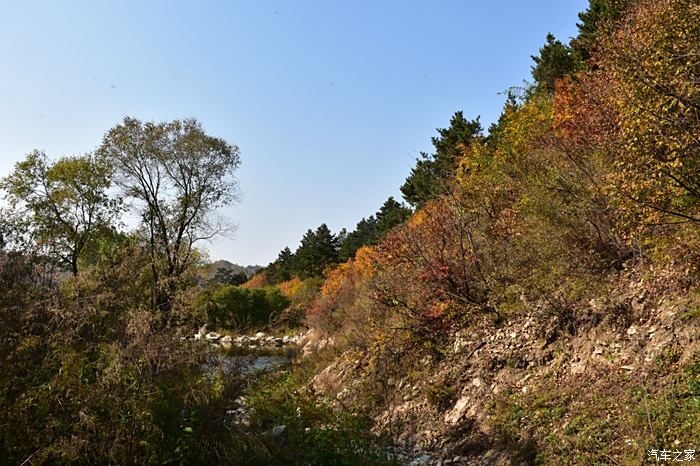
400, 112, 482, 208
292, 224, 338, 278
573, 0, 633, 61
337, 197, 412, 261
338, 216, 378, 261
531, 33, 576, 93
268, 246, 295, 282
375, 197, 412, 238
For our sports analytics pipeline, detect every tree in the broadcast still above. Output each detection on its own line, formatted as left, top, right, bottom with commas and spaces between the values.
292, 224, 339, 278
573, 0, 633, 61
267, 246, 295, 283
0, 151, 119, 276
400, 112, 482, 207
211, 267, 248, 286
98, 117, 241, 311
375, 196, 412, 237
600, 0, 700, 229
531, 33, 577, 93
338, 216, 377, 261
336, 197, 411, 262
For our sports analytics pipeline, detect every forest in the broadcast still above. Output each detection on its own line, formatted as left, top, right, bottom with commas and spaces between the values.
1, 0, 699, 464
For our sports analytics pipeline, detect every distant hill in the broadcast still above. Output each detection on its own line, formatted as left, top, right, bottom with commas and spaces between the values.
207, 260, 262, 278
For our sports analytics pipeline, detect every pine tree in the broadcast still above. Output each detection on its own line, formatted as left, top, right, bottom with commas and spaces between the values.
292, 224, 339, 278
400, 112, 482, 208
531, 33, 576, 93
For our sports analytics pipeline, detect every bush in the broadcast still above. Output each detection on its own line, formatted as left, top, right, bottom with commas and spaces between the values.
205, 285, 290, 329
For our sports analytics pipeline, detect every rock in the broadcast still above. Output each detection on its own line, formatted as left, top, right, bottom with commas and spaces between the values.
220, 335, 232, 343
205, 332, 221, 341
194, 324, 207, 340
254, 332, 266, 339
626, 325, 638, 336
410, 455, 433, 465
272, 425, 288, 448
453, 336, 469, 353
444, 396, 470, 424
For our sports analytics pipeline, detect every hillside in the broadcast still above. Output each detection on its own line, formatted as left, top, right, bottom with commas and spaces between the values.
1, 0, 698, 464
208, 260, 262, 278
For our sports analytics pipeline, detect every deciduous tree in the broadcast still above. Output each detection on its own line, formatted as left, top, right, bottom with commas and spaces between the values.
99, 117, 241, 312
0, 151, 119, 276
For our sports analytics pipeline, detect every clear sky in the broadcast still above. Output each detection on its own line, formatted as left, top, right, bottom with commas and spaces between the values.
0, 0, 588, 266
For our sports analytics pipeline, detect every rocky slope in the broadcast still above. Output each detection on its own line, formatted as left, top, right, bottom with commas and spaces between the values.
299, 264, 700, 464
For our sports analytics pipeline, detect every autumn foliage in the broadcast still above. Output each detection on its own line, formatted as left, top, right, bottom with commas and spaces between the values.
307, 0, 699, 350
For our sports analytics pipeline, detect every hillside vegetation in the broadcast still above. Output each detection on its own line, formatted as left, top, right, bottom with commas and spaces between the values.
1, 0, 699, 464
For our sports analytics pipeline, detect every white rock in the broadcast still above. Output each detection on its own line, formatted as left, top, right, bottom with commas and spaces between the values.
194, 324, 207, 340
444, 396, 470, 424
205, 332, 221, 341
220, 335, 232, 343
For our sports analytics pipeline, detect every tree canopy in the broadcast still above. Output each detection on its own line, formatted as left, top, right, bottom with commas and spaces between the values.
400, 112, 482, 208
0, 151, 119, 276
292, 224, 339, 279
531, 33, 577, 93
98, 117, 241, 310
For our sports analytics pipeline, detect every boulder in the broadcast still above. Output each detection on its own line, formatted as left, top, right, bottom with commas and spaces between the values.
444, 396, 470, 424
220, 335, 232, 343
194, 324, 207, 340
205, 332, 221, 341
272, 425, 288, 448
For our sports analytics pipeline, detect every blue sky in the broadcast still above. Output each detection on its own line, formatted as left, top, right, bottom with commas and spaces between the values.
0, 0, 587, 265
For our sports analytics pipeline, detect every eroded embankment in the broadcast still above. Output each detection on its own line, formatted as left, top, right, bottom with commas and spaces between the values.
299, 269, 700, 465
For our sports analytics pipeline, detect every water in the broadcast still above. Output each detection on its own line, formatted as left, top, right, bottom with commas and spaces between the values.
204, 352, 289, 378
